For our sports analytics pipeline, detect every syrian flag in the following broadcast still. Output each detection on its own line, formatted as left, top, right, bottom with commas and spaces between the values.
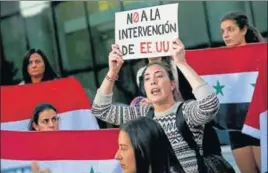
1, 77, 99, 131
186, 43, 267, 133
2, 44, 267, 173
1, 77, 122, 173
242, 56, 267, 139
242, 57, 267, 173
1, 130, 121, 173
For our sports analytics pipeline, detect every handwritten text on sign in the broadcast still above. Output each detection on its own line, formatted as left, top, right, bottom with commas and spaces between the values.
115, 3, 179, 60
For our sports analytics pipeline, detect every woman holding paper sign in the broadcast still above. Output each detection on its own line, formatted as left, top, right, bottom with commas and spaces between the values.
220, 11, 264, 173
92, 39, 221, 172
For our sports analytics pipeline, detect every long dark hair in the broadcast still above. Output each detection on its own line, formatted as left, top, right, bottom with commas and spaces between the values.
22, 49, 58, 83
28, 103, 58, 131
121, 117, 185, 173
221, 11, 264, 43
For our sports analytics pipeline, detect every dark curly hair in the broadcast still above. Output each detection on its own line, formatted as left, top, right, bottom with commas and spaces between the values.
221, 11, 264, 43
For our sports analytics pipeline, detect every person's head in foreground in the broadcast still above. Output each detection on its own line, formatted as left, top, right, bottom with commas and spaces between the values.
115, 117, 184, 173
221, 11, 264, 47
28, 103, 59, 131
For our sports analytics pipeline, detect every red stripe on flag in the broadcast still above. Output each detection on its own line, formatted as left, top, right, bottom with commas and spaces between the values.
1, 129, 119, 160
243, 55, 267, 132
186, 43, 267, 75
1, 77, 91, 123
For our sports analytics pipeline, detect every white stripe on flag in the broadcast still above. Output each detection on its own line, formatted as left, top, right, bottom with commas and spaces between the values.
1, 159, 122, 173
201, 72, 258, 104
242, 124, 260, 139
1, 109, 99, 131
260, 111, 267, 173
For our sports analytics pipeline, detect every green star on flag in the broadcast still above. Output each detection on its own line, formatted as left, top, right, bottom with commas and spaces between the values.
251, 83, 256, 87
90, 167, 94, 173
213, 80, 225, 96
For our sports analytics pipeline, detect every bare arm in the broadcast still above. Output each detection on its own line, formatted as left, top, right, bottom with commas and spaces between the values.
176, 63, 205, 90
171, 39, 205, 90
99, 44, 123, 95
98, 71, 118, 95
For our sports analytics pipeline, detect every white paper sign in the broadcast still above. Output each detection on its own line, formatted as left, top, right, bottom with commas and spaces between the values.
115, 3, 179, 60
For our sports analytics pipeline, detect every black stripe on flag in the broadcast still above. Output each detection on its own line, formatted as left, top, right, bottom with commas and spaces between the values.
215, 103, 250, 130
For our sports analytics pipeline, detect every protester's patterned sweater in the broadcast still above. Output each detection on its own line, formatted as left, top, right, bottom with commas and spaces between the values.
92, 82, 220, 173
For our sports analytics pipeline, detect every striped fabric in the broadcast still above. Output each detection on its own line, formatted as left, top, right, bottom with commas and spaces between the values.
1, 77, 122, 173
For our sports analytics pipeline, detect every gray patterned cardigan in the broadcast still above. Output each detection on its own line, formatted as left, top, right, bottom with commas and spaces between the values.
92, 82, 220, 173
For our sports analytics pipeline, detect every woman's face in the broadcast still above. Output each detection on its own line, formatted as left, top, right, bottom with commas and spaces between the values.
27, 53, 45, 78
115, 130, 136, 173
221, 19, 247, 47
143, 64, 176, 105
33, 109, 59, 131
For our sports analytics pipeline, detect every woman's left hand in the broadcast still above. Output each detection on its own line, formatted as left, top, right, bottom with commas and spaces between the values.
171, 39, 187, 66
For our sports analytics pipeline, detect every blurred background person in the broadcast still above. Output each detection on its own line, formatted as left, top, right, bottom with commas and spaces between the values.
20, 49, 59, 85
221, 11, 264, 47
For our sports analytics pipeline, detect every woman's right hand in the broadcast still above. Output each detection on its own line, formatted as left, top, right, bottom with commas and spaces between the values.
108, 44, 124, 77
